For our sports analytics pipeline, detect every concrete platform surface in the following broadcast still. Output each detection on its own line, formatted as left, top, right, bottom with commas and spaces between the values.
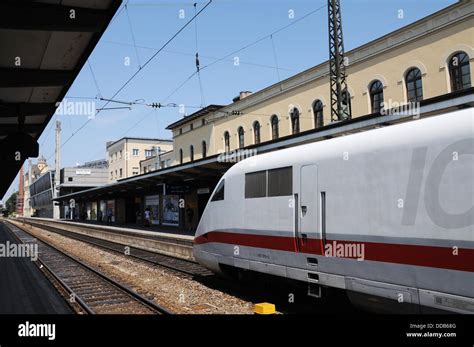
21, 217, 194, 242
0, 222, 72, 314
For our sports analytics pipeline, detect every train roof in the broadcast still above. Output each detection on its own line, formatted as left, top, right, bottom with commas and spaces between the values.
226, 108, 473, 177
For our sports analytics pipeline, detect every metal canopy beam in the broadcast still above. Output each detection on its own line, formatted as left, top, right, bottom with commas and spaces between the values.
0, 68, 75, 88
0, 103, 57, 118
0, 124, 42, 134
0, 2, 109, 32
165, 172, 188, 178
185, 167, 210, 174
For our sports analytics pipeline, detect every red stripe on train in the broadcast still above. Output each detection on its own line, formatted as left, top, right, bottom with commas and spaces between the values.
194, 231, 474, 273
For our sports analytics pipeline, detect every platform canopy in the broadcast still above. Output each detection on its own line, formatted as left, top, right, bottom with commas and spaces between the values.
0, 0, 122, 198
54, 155, 234, 202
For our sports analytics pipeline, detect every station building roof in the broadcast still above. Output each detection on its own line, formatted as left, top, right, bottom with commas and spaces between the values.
0, 0, 122, 197
54, 87, 473, 203
166, 105, 224, 130
106, 137, 173, 149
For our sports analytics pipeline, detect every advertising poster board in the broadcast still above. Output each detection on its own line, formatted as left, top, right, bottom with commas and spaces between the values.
145, 195, 160, 225
162, 195, 179, 226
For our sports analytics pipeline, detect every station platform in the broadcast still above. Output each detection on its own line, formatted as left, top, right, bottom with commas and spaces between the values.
18, 217, 195, 260
0, 221, 72, 314
21, 217, 195, 243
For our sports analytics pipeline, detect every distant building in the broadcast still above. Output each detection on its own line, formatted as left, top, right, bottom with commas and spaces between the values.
106, 137, 173, 183
58, 160, 109, 219
76, 159, 108, 169
140, 150, 174, 174
29, 170, 55, 218
59, 163, 109, 196
16, 165, 24, 216
23, 156, 49, 217
27, 159, 109, 219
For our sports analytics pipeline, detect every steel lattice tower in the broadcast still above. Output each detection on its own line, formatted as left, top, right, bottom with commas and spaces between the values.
328, 0, 351, 122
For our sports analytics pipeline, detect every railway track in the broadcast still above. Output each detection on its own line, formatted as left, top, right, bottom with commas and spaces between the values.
4, 221, 171, 315
17, 219, 213, 278
10, 219, 363, 315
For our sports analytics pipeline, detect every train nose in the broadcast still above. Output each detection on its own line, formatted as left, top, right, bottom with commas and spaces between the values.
192, 212, 222, 274
193, 210, 207, 251
193, 213, 206, 244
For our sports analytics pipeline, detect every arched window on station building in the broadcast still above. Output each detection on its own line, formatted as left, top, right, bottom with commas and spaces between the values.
449, 51, 471, 92
369, 80, 384, 114
313, 100, 324, 128
405, 68, 423, 102
290, 107, 300, 134
271, 115, 279, 140
238, 126, 245, 149
253, 121, 261, 144
202, 141, 207, 158
224, 131, 230, 152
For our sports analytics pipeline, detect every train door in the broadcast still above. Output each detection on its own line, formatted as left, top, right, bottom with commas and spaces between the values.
298, 164, 325, 254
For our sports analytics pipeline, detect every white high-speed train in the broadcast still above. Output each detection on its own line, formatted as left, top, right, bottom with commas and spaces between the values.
194, 108, 474, 314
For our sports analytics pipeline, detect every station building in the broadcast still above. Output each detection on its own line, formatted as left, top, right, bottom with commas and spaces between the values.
54, 1, 474, 231
168, 1, 473, 164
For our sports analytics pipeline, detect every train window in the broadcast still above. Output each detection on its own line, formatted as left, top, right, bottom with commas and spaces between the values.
245, 171, 267, 198
211, 180, 225, 202
268, 167, 292, 197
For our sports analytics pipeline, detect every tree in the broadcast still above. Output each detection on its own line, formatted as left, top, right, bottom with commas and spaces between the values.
5, 191, 18, 215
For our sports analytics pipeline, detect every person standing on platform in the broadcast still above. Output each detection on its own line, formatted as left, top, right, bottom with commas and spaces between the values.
107, 209, 113, 225
144, 208, 151, 227
186, 206, 194, 232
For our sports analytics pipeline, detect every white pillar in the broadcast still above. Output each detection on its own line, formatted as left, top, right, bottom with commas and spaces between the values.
53, 120, 61, 219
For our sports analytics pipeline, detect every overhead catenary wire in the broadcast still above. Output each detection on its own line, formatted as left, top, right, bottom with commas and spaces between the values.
125, 3, 142, 69
163, 3, 327, 103
39, 113, 56, 148
103, 40, 295, 72
194, 2, 206, 107
87, 60, 103, 98
109, 0, 128, 26
51, 0, 213, 158
200, 3, 328, 72
46, 60, 101, 159
128, 1, 227, 7
49, 1, 323, 161
65, 96, 203, 110
270, 34, 282, 86
84, 108, 157, 162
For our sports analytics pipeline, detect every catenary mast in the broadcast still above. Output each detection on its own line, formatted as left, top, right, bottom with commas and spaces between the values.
328, 0, 351, 121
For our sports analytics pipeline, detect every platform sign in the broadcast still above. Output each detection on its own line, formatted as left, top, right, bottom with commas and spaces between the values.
197, 188, 210, 195
166, 184, 191, 195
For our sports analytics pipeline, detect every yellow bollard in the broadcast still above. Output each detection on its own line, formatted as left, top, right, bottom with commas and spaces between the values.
254, 303, 276, 315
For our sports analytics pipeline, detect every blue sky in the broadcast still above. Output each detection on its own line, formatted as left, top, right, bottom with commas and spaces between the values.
2, 0, 457, 201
